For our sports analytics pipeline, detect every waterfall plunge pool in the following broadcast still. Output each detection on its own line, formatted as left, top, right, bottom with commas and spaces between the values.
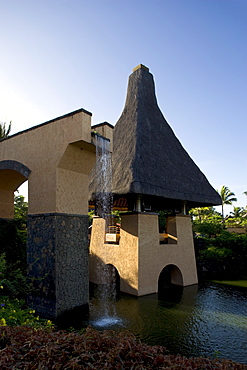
84, 281, 247, 365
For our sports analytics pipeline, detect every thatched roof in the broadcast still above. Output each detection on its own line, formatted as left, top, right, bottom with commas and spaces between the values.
111, 65, 221, 207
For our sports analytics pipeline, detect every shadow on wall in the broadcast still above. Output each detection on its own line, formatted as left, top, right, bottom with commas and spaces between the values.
90, 252, 185, 299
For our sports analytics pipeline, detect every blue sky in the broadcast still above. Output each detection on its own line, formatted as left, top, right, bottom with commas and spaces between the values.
1, 0, 246, 214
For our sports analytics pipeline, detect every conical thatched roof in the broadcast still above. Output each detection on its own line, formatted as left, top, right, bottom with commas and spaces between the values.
111, 64, 221, 207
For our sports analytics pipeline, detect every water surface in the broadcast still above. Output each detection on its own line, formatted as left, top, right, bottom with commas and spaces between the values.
87, 282, 247, 364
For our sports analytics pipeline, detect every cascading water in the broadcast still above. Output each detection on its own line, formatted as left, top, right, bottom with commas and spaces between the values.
91, 133, 122, 328
93, 133, 113, 226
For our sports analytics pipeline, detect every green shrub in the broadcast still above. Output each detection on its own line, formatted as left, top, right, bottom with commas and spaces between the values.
193, 220, 222, 237
0, 296, 54, 328
0, 253, 29, 298
0, 219, 27, 272
195, 231, 247, 278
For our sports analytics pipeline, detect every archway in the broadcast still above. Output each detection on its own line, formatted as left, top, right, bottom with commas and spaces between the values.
158, 264, 184, 301
0, 160, 30, 219
158, 264, 183, 292
102, 263, 120, 298
90, 263, 120, 300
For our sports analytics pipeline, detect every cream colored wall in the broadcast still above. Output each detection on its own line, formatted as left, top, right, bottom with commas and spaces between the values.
89, 214, 139, 295
138, 213, 160, 295
159, 215, 198, 286
0, 190, 14, 218
89, 213, 198, 296
122, 214, 197, 295
0, 110, 95, 216
226, 227, 247, 234
138, 214, 198, 294
117, 214, 139, 294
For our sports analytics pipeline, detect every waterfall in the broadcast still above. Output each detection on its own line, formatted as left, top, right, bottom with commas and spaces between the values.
93, 133, 113, 227
90, 133, 121, 327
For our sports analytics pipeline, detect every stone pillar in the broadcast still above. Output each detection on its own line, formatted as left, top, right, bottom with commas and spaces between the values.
27, 213, 89, 323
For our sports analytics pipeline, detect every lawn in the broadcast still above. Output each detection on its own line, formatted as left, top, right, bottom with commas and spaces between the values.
212, 280, 247, 288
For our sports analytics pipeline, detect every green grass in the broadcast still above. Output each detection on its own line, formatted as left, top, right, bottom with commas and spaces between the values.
212, 280, 247, 288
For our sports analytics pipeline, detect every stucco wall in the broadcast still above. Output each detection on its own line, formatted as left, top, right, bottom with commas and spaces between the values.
0, 109, 95, 216
89, 213, 198, 297
89, 215, 139, 295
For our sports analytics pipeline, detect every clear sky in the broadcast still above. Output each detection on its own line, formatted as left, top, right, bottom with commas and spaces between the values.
1, 0, 246, 214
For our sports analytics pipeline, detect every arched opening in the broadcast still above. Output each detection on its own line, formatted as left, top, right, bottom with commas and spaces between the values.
90, 263, 120, 300
102, 264, 120, 299
0, 161, 30, 298
158, 264, 183, 300
0, 160, 30, 219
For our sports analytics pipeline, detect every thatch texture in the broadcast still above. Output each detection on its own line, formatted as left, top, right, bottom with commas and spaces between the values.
111, 65, 221, 207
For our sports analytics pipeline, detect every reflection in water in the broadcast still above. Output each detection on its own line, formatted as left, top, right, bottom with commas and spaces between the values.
87, 282, 247, 364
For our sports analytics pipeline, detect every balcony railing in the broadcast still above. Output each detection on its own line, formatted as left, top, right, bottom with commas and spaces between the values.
159, 233, 178, 244
105, 225, 120, 243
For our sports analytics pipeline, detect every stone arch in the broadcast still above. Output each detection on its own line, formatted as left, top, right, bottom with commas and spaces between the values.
158, 264, 184, 291
0, 160, 31, 219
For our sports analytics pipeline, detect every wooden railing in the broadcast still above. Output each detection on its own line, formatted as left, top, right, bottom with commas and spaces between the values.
159, 233, 178, 244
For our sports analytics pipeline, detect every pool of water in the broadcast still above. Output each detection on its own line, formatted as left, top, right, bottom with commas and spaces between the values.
86, 282, 247, 364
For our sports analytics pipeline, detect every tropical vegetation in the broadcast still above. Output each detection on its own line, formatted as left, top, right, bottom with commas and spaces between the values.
217, 185, 237, 225
190, 185, 247, 279
0, 121, 11, 139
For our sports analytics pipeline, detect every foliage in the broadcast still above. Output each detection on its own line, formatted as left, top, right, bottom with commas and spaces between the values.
190, 203, 247, 235
217, 185, 237, 223
14, 194, 28, 228
229, 207, 246, 218
225, 207, 247, 229
195, 231, 247, 278
0, 253, 29, 298
0, 219, 27, 272
190, 207, 222, 236
193, 220, 222, 237
225, 217, 247, 229
0, 296, 54, 329
0, 326, 246, 369
190, 206, 220, 222
89, 210, 126, 227
0, 217, 28, 298
111, 209, 122, 224
157, 210, 173, 232
0, 121, 11, 139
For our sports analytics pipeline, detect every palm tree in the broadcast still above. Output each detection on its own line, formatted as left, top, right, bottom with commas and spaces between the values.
229, 206, 245, 218
0, 121, 11, 139
217, 185, 237, 225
